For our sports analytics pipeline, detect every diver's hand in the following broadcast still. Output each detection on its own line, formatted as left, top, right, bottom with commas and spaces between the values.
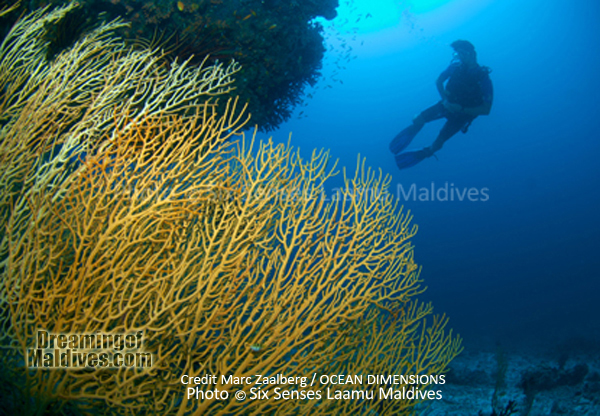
442, 99, 463, 113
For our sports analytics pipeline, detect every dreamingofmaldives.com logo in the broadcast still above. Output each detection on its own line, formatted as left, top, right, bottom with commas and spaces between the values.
27, 330, 152, 369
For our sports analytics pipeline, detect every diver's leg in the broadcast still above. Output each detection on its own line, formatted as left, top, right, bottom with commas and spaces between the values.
390, 102, 445, 154
413, 101, 446, 126
425, 117, 470, 156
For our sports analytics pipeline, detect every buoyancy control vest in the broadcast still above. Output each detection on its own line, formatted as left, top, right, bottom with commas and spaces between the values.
446, 64, 491, 108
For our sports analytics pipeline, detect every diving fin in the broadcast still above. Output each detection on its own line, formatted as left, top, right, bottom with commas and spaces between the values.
389, 124, 422, 154
394, 148, 431, 170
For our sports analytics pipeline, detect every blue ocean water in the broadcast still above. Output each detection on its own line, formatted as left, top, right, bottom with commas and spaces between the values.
262, 0, 600, 351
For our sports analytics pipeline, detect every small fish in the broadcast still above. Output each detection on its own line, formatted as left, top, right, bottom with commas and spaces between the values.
176, 1, 184, 11
242, 13, 252, 20
249, 344, 262, 352
268, 24, 277, 30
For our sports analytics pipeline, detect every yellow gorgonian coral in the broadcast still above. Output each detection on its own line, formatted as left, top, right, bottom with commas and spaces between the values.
0, 6, 461, 416
0, 1, 19, 18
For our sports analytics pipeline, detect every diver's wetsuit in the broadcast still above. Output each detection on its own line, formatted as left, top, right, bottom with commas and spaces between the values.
416, 61, 493, 152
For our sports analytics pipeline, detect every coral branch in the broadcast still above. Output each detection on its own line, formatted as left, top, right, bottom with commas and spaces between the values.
0, 7, 461, 416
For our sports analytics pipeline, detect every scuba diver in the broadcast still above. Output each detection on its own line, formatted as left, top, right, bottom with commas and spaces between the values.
390, 40, 493, 169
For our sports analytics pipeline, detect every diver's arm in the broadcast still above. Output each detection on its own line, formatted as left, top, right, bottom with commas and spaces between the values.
436, 64, 455, 100
436, 74, 449, 100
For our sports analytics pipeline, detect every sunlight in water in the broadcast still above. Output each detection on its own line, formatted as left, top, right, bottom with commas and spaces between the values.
408, 0, 455, 14
323, 0, 492, 35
